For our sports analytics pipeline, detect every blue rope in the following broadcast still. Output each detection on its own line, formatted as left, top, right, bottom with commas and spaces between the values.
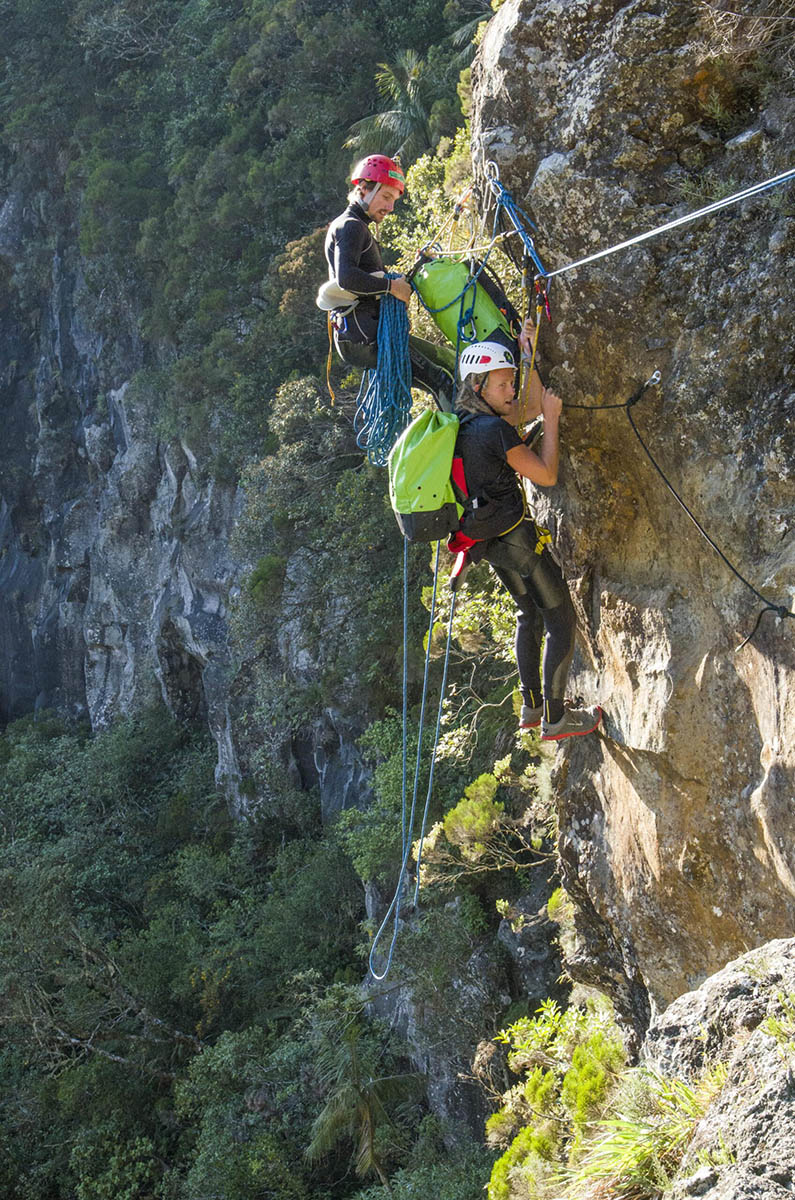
413, 588, 457, 906
401, 538, 409, 854
486, 174, 548, 277
369, 542, 443, 982
354, 284, 413, 467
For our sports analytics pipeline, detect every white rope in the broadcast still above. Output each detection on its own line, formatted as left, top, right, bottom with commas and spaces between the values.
544, 166, 795, 280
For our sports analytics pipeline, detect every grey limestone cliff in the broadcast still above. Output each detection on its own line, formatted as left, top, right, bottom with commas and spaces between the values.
645, 938, 795, 1200
471, 0, 795, 1031
0, 176, 243, 791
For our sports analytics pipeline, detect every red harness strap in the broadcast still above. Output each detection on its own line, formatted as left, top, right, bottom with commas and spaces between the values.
451, 455, 467, 499
448, 530, 477, 554
448, 454, 478, 594
448, 454, 478, 554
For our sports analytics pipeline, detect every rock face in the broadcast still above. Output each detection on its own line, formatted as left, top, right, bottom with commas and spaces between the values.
365, 880, 566, 1140
472, 0, 795, 1026
0, 178, 244, 789
644, 938, 795, 1200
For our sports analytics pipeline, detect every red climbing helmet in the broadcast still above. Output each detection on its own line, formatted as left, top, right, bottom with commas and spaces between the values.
350, 154, 405, 194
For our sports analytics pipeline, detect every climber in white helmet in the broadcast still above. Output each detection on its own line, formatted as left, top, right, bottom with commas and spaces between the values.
451, 333, 602, 741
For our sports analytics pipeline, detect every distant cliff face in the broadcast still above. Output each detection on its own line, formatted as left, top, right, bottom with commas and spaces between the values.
471, 0, 795, 1025
0, 172, 242, 791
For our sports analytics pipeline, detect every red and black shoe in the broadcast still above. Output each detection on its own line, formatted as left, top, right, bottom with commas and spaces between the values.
519, 704, 543, 730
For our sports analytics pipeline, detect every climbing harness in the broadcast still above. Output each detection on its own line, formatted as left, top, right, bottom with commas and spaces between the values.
316, 279, 360, 405
568, 372, 795, 649
354, 286, 413, 466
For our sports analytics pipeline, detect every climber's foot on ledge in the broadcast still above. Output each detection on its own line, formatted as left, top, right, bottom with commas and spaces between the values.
541, 705, 602, 742
519, 704, 543, 730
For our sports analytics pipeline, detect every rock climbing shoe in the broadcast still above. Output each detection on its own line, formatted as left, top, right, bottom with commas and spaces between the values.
519, 704, 543, 729
541, 705, 602, 741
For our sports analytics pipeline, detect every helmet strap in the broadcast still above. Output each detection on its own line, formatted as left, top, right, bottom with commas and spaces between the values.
360, 182, 381, 212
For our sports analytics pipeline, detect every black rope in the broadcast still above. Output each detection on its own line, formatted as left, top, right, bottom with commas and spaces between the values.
566, 374, 795, 650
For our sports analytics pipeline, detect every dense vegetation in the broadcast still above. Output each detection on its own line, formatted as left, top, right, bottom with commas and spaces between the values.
0, 710, 456, 1197
1, 0, 479, 468
0, 704, 727, 1200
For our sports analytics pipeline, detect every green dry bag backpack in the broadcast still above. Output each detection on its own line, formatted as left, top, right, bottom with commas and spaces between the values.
388, 409, 462, 542
411, 256, 516, 350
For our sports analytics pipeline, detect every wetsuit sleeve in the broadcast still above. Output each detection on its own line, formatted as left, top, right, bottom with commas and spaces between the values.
333, 220, 390, 296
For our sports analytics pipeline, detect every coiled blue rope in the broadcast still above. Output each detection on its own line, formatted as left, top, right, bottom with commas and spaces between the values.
354, 283, 413, 467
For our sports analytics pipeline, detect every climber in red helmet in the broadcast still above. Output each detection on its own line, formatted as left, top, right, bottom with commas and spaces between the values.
322, 154, 455, 410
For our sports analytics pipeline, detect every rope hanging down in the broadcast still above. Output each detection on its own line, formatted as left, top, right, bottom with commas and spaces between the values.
369, 544, 458, 981
354, 285, 413, 467
569, 374, 795, 649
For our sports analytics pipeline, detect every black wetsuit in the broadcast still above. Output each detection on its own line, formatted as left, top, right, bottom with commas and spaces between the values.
324, 202, 454, 406
454, 411, 576, 709
325, 202, 390, 359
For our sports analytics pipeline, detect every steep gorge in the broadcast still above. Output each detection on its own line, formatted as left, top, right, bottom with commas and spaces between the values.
2, 0, 794, 1029
1, 2, 794, 1187
0, 182, 243, 786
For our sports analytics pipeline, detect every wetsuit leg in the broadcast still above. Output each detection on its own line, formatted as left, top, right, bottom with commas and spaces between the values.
537, 590, 576, 702
485, 522, 576, 704
408, 335, 455, 413
513, 589, 545, 707
335, 330, 454, 411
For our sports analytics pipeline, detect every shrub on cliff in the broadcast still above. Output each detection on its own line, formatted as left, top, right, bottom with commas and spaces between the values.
486, 997, 626, 1200
0, 710, 365, 1198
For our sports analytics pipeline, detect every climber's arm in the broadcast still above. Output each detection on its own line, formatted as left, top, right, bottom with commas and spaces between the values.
505, 388, 561, 486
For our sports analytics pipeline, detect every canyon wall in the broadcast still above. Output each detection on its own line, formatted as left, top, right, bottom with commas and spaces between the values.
471, 0, 795, 1026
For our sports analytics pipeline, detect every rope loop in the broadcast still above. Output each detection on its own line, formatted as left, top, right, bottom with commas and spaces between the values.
368, 543, 459, 982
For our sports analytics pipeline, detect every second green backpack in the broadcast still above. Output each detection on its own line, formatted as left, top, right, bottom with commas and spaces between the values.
388, 409, 463, 542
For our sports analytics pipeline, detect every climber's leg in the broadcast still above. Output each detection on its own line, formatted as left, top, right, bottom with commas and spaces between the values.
408, 335, 456, 412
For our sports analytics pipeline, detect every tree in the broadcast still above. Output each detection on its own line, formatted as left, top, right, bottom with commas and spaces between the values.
305, 1015, 422, 1190
446, 0, 493, 68
345, 50, 437, 164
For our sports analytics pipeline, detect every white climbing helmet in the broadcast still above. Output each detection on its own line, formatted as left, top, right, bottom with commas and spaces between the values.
458, 340, 516, 382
